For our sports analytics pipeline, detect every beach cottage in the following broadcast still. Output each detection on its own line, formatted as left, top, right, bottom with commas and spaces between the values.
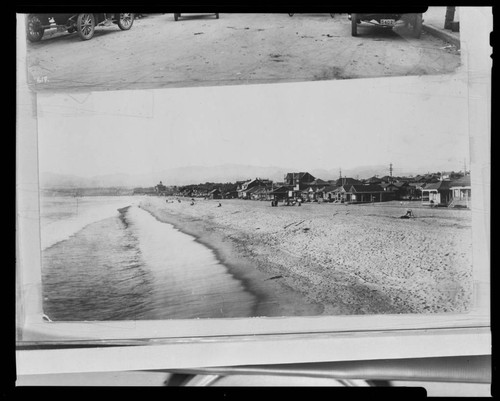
421, 180, 453, 206
347, 184, 394, 203
208, 188, 222, 199
449, 176, 471, 208
393, 181, 413, 199
284, 172, 316, 190
238, 178, 265, 199
321, 185, 338, 202
335, 177, 363, 187
381, 182, 398, 194
331, 185, 351, 203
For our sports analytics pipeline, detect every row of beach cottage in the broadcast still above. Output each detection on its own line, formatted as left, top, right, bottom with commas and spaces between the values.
167, 171, 471, 208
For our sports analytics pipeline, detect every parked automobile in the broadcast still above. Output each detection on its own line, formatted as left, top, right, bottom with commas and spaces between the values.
25, 13, 135, 42
349, 13, 423, 38
288, 13, 335, 18
174, 13, 219, 21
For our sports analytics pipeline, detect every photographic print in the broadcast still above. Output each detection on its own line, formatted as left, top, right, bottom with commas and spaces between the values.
25, 10, 461, 92
36, 71, 474, 322
17, 7, 488, 326
15, 8, 491, 379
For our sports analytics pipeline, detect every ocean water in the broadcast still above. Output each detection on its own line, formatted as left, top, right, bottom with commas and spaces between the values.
40, 196, 256, 321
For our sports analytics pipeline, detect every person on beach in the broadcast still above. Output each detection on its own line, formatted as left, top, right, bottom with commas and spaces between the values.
218, 202, 221, 207
400, 209, 415, 219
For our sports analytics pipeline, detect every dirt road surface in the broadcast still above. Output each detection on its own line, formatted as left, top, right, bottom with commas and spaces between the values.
25, 13, 461, 92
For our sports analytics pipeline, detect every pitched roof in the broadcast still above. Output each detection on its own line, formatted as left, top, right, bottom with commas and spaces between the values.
380, 182, 396, 188
450, 176, 471, 187
332, 185, 350, 193
285, 172, 316, 181
321, 185, 337, 193
393, 181, 409, 187
366, 176, 382, 183
308, 178, 329, 186
350, 184, 385, 193
269, 185, 293, 194
252, 186, 270, 194
423, 181, 453, 190
245, 186, 264, 194
335, 177, 362, 186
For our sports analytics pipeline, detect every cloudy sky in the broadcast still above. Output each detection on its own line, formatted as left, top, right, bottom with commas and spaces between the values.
37, 73, 470, 179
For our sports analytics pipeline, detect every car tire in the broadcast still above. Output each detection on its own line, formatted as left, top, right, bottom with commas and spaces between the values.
117, 13, 135, 30
174, 13, 180, 21
77, 13, 95, 40
26, 14, 45, 42
351, 13, 358, 36
288, 13, 294, 17
215, 13, 219, 19
412, 13, 423, 38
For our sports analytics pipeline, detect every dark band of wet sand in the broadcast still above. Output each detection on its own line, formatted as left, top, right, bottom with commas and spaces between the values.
139, 196, 473, 317
139, 200, 325, 317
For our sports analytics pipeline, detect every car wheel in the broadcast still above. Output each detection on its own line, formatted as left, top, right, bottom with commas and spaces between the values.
351, 13, 358, 36
117, 13, 135, 30
288, 13, 294, 17
215, 13, 219, 19
174, 13, 180, 21
77, 13, 95, 40
412, 13, 423, 38
26, 14, 44, 42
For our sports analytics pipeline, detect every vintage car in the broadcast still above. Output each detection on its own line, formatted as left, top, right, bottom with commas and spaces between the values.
26, 13, 135, 42
349, 13, 423, 38
174, 13, 219, 21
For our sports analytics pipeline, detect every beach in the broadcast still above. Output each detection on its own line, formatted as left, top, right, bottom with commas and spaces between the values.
140, 197, 473, 317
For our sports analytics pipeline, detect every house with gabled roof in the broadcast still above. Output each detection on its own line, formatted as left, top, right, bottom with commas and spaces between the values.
421, 180, 453, 206
449, 176, 471, 208
365, 176, 383, 185
269, 185, 298, 202
284, 172, 316, 190
238, 178, 265, 199
329, 184, 351, 203
320, 185, 338, 202
335, 177, 363, 187
347, 184, 396, 203
208, 188, 222, 199
381, 182, 398, 192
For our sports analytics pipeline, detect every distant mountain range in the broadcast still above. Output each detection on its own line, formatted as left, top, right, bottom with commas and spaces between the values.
40, 164, 444, 189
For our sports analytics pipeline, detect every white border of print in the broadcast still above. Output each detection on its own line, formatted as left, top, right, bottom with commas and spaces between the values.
16, 9, 491, 375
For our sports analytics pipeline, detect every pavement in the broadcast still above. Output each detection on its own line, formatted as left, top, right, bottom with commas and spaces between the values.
422, 7, 460, 49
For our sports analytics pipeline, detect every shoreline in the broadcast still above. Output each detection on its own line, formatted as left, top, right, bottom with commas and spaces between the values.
139, 197, 473, 316
139, 200, 325, 317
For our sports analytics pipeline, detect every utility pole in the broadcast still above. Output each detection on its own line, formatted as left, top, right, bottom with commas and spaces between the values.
389, 163, 393, 182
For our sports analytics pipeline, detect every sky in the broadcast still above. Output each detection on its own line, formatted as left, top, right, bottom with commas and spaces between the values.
36, 73, 471, 179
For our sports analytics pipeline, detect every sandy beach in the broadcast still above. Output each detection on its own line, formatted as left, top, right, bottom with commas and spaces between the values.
139, 197, 473, 317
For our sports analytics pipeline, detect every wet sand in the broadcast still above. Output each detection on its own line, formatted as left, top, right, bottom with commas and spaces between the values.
139, 197, 473, 316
